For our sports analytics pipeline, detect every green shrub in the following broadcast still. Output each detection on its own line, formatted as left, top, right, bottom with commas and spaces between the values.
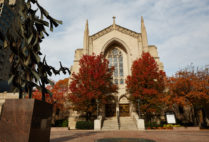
54, 119, 68, 127
145, 121, 181, 129
76, 121, 94, 129
163, 124, 181, 128
145, 122, 159, 128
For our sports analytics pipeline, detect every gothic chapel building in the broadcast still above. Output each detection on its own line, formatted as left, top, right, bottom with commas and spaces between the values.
68, 17, 164, 129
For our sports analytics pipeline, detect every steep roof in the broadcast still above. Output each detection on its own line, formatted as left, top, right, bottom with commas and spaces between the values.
90, 24, 141, 41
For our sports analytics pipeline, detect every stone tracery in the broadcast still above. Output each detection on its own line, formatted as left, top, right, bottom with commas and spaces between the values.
107, 47, 124, 85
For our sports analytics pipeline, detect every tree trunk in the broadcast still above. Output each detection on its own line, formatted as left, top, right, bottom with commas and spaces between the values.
86, 112, 92, 121
193, 107, 199, 126
201, 108, 207, 128
51, 105, 56, 125
191, 105, 197, 126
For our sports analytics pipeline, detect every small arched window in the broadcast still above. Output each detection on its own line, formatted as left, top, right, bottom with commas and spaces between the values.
107, 48, 124, 85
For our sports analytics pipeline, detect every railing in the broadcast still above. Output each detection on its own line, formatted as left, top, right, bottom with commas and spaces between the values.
117, 111, 120, 130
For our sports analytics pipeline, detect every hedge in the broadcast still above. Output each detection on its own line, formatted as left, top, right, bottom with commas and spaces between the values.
76, 121, 94, 129
54, 119, 68, 127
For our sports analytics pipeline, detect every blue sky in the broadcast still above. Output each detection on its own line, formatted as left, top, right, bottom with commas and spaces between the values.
38, 0, 209, 81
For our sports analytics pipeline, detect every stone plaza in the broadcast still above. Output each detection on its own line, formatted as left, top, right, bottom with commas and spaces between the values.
50, 128, 209, 142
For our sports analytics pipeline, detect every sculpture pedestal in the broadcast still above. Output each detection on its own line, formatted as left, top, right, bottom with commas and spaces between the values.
0, 99, 52, 142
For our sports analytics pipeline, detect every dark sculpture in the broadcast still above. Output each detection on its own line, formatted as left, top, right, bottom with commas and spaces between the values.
0, 0, 70, 142
2, 0, 70, 99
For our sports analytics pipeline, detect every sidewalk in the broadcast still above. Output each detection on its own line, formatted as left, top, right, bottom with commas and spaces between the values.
50, 128, 209, 142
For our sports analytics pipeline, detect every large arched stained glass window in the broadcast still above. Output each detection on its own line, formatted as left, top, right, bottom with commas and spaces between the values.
107, 48, 124, 85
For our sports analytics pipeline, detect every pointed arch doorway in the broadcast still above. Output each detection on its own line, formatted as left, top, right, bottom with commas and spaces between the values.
119, 95, 130, 117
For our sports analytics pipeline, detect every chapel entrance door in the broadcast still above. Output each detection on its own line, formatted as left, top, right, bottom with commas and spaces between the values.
105, 104, 116, 117
105, 95, 116, 117
119, 104, 129, 116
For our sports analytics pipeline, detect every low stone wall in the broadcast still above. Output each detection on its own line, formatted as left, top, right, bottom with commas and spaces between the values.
94, 115, 103, 130
0, 92, 19, 114
132, 112, 145, 130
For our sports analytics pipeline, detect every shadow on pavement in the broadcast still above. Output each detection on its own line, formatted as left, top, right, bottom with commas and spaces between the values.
50, 131, 101, 142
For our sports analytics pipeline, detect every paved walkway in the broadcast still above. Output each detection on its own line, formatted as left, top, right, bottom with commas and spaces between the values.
50, 128, 209, 142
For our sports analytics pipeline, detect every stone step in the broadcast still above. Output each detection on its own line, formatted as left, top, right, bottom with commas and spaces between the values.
102, 117, 138, 130
102, 117, 119, 130
119, 117, 137, 130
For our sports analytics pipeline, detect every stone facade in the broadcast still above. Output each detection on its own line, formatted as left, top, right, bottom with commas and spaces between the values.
68, 17, 164, 129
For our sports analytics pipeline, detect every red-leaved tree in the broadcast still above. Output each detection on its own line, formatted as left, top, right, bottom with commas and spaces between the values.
166, 65, 209, 126
51, 78, 69, 111
69, 54, 118, 120
126, 52, 166, 120
32, 78, 69, 123
32, 85, 53, 103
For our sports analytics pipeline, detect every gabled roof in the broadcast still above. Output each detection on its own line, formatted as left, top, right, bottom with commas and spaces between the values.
90, 24, 141, 40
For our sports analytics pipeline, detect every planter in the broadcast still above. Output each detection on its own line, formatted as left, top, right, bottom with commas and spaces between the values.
0, 99, 52, 142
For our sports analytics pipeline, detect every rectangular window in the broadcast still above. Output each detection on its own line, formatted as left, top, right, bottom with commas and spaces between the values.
119, 63, 123, 68
114, 68, 118, 77
114, 57, 117, 62
119, 56, 123, 62
114, 62, 117, 68
120, 79, 124, 84
108, 57, 112, 63
120, 69, 123, 76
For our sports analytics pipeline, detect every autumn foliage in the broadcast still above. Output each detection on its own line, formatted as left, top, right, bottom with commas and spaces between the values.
32, 78, 69, 115
32, 85, 53, 103
126, 52, 166, 117
69, 54, 118, 120
166, 65, 209, 125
